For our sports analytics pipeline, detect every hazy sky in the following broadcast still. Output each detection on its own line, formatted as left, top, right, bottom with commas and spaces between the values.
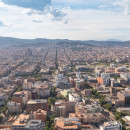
0, 0, 130, 40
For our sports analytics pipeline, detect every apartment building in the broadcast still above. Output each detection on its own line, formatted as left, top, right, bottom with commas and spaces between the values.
26, 99, 49, 113
117, 88, 130, 106
54, 100, 76, 114
69, 113, 102, 123
12, 91, 29, 108
69, 93, 81, 102
11, 114, 45, 130
33, 109, 47, 122
55, 117, 81, 130
7, 101, 21, 114
11, 114, 30, 130
100, 121, 122, 130
75, 103, 102, 114
22, 79, 34, 90
35, 84, 51, 98
56, 106, 67, 117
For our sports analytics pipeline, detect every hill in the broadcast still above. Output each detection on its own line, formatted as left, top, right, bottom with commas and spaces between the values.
0, 36, 129, 47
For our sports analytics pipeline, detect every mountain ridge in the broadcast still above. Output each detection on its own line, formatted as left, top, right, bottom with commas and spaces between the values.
0, 36, 130, 47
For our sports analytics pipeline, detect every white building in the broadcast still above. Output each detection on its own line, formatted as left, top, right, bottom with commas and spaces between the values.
120, 73, 130, 84
100, 121, 122, 130
23, 79, 34, 90
69, 93, 81, 102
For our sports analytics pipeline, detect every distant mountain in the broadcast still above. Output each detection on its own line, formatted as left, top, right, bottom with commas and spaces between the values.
0, 36, 32, 47
0, 36, 130, 47
0, 36, 70, 47
107, 39, 121, 41
85, 40, 130, 47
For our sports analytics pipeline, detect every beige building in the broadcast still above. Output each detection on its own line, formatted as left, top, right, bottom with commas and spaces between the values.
12, 91, 30, 108
11, 114, 30, 130
117, 88, 130, 106
69, 113, 102, 123
55, 117, 80, 130
117, 107, 130, 114
75, 103, 102, 114
22, 79, 34, 90
54, 101, 76, 114
35, 84, 51, 98
33, 109, 47, 122
11, 114, 45, 130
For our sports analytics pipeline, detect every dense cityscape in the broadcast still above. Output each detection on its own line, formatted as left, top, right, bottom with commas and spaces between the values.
0, 0, 130, 129
0, 40, 129, 130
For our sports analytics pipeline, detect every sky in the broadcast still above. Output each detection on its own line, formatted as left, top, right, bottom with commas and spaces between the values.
0, 0, 130, 40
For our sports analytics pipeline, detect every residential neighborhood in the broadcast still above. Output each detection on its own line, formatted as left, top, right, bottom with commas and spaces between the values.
0, 42, 129, 130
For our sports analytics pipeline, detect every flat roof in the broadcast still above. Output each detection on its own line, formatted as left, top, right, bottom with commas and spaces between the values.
56, 120, 78, 129
25, 120, 42, 127
104, 121, 121, 127
27, 99, 48, 104
12, 114, 30, 126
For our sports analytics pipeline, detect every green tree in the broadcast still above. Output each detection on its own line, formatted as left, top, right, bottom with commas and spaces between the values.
119, 119, 125, 125
92, 89, 97, 95
1, 105, 7, 114
99, 98, 107, 106
16, 86, 22, 92
45, 114, 57, 130
112, 75, 120, 80
45, 126, 49, 130
49, 127, 54, 130
95, 92, 99, 97
0, 116, 3, 122
115, 111, 126, 120
65, 94, 68, 100
80, 82, 92, 89
51, 114, 57, 119
127, 113, 130, 116
48, 97, 56, 106
104, 104, 112, 111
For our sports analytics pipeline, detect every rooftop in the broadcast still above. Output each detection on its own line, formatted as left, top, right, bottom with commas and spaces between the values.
27, 99, 48, 104
55, 119, 78, 129
104, 121, 121, 127
12, 114, 30, 126
25, 120, 42, 127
